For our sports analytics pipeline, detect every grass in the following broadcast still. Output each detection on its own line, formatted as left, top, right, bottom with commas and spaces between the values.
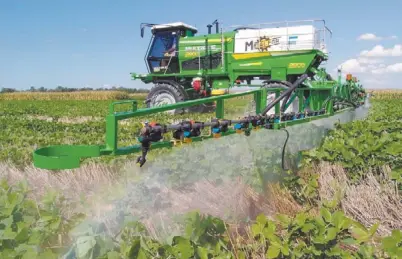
315, 162, 402, 236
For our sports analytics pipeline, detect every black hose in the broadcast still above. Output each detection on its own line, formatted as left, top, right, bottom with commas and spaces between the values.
281, 128, 290, 171
277, 81, 296, 113
261, 74, 308, 116
322, 96, 358, 109
280, 92, 293, 113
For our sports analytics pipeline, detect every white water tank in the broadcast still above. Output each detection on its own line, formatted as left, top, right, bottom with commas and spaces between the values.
234, 25, 320, 54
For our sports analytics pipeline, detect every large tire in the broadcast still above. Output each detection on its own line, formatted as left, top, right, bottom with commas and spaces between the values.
146, 83, 187, 115
263, 81, 300, 115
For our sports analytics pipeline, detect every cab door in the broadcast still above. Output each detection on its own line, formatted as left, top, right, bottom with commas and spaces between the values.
146, 31, 180, 74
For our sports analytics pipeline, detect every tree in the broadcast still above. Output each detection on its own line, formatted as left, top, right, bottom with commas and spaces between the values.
0, 88, 16, 93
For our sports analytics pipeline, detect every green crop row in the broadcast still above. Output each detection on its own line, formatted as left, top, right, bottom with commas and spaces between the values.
303, 98, 402, 186
1, 93, 401, 258
69, 209, 402, 259
0, 97, 252, 166
0, 91, 137, 101
1, 179, 401, 259
370, 89, 402, 100
280, 97, 402, 207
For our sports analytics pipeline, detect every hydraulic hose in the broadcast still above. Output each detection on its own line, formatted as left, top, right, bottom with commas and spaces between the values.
278, 82, 296, 113
322, 96, 359, 109
261, 74, 308, 116
281, 128, 290, 171
280, 92, 294, 113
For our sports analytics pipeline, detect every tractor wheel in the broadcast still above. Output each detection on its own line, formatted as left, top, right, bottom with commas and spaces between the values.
263, 81, 299, 115
146, 83, 187, 115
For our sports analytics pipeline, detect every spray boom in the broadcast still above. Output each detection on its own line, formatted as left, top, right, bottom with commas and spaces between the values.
32, 70, 366, 170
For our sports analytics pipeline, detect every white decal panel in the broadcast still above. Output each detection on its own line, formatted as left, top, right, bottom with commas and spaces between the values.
234, 25, 321, 53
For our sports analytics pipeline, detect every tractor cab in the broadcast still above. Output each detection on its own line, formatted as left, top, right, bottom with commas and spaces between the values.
141, 22, 198, 74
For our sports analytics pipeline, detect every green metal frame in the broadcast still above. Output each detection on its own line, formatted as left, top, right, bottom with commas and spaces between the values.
32, 81, 365, 170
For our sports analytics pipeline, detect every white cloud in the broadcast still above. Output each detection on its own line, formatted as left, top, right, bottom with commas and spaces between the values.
372, 63, 402, 74
357, 33, 398, 41
358, 33, 381, 41
336, 33, 402, 88
360, 44, 402, 57
337, 58, 367, 73
366, 64, 377, 69
387, 63, 402, 72
337, 57, 384, 74
357, 57, 384, 65
337, 58, 402, 75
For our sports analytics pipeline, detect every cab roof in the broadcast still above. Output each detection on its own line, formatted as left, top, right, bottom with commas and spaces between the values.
152, 22, 198, 33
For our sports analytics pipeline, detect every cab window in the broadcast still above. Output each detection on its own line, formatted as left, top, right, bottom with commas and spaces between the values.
148, 31, 177, 58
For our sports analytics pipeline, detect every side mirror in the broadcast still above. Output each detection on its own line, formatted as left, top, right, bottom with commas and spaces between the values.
140, 23, 157, 38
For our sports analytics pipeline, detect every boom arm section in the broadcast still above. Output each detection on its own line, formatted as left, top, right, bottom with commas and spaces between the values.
32, 72, 367, 170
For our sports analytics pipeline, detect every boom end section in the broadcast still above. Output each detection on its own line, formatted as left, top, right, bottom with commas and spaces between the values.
33, 145, 104, 170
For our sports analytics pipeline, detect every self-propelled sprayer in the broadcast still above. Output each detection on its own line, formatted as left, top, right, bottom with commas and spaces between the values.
32, 19, 367, 169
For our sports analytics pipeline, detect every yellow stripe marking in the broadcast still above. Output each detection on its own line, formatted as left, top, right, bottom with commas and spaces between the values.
232, 53, 271, 60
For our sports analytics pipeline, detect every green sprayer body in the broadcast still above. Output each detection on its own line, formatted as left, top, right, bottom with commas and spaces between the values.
131, 20, 339, 112
32, 19, 367, 170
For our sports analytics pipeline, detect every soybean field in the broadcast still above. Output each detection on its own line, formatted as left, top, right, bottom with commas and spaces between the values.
0, 90, 401, 258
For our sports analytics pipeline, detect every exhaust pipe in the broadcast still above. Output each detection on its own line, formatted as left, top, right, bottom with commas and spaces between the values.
207, 19, 219, 34
207, 24, 212, 34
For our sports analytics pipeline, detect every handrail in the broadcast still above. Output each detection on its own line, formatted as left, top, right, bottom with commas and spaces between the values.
225, 19, 328, 30
224, 19, 330, 54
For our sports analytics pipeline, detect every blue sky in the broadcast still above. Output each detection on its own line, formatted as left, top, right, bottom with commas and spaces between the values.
1, 0, 401, 90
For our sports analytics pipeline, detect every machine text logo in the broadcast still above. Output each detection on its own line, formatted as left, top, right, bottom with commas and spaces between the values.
245, 36, 280, 52
288, 63, 306, 69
